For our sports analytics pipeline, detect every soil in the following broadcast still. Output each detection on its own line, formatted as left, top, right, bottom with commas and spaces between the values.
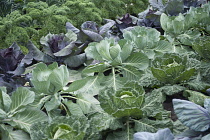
163, 93, 188, 121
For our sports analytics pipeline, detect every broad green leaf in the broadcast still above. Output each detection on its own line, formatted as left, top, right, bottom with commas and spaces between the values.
47, 109, 62, 121
155, 40, 173, 52
165, 65, 185, 78
119, 65, 144, 80
65, 76, 90, 92
31, 62, 53, 81
68, 69, 82, 82
0, 124, 30, 140
186, 79, 210, 91
172, 120, 188, 135
141, 90, 165, 117
122, 52, 149, 70
85, 112, 124, 139
29, 95, 51, 109
9, 87, 35, 114
173, 16, 185, 35
112, 108, 143, 118
134, 118, 172, 133
85, 42, 103, 61
177, 30, 200, 46
73, 75, 104, 95
48, 65, 70, 93
184, 90, 210, 106
64, 53, 86, 68
109, 44, 121, 60
0, 108, 6, 119
44, 94, 61, 111
119, 39, 133, 62
174, 68, 195, 83
82, 63, 110, 74
11, 108, 48, 133
160, 13, 170, 32
76, 92, 103, 114
173, 99, 210, 131
151, 68, 168, 83
63, 100, 84, 116
0, 87, 11, 112
30, 80, 50, 94
96, 39, 113, 61
101, 74, 126, 91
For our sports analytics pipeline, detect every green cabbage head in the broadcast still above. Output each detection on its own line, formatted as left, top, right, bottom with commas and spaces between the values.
151, 53, 195, 84
99, 81, 145, 118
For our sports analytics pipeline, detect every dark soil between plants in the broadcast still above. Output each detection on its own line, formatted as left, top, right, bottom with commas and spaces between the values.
163, 93, 188, 121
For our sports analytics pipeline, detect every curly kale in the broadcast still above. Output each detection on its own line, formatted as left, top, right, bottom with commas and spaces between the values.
0, 1, 103, 52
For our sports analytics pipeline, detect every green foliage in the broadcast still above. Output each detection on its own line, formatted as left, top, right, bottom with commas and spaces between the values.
123, 26, 173, 59
192, 37, 210, 60
63, 0, 102, 27
0, 0, 103, 51
0, 87, 47, 139
31, 62, 69, 94
99, 81, 145, 118
89, 0, 148, 19
30, 115, 89, 140
151, 53, 195, 84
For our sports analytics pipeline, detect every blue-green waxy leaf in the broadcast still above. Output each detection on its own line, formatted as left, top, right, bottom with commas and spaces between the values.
173, 99, 210, 131
204, 99, 210, 114
134, 128, 174, 140
64, 53, 86, 68
202, 134, 210, 140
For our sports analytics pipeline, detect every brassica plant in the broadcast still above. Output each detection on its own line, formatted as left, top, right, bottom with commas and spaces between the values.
0, 87, 47, 139
0, 43, 28, 93
151, 53, 195, 84
24, 30, 86, 68
30, 115, 89, 140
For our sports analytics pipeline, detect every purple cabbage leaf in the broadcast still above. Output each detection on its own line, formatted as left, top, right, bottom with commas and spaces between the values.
0, 43, 29, 93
